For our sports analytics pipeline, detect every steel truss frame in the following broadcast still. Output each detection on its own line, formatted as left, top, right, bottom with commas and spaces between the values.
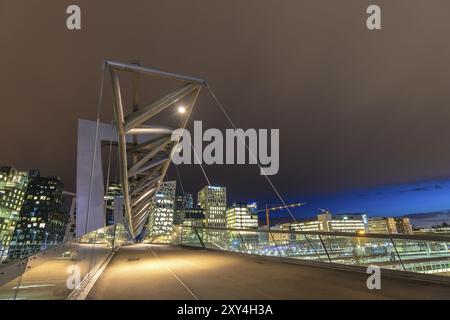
106, 61, 206, 238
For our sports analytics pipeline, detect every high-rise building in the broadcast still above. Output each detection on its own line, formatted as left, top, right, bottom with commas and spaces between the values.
0, 166, 28, 257
226, 202, 258, 229
198, 185, 227, 227
368, 217, 397, 234
104, 184, 122, 225
10, 171, 68, 259
368, 217, 413, 235
148, 181, 176, 235
174, 193, 193, 225
318, 212, 368, 233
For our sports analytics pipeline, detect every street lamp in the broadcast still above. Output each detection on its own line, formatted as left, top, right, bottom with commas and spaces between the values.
177, 105, 186, 114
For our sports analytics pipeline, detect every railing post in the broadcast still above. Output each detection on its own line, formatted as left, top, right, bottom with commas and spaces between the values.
237, 231, 249, 252
193, 227, 205, 249
390, 238, 406, 271
319, 235, 332, 263
268, 231, 283, 257
111, 224, 117, 250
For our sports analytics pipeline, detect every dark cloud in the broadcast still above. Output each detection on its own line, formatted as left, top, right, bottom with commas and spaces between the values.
2, 1, 450, 202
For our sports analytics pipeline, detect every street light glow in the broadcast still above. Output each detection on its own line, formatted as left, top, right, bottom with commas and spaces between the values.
177, 105, 186, 114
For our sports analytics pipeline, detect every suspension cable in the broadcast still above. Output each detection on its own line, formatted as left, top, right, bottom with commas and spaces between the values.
205, 84, 322, 260
85, 61, 107, 235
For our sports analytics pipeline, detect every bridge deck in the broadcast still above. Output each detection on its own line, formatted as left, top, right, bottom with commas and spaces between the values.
87, 244, 450, 300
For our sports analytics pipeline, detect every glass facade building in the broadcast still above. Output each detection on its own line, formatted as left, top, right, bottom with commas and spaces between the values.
104, 184, 122, 225
174, 193, 193, 225
368, 217, 414, 235
10, 172, 68, 259
318, 213, 368, 233
198, 185, 227, 227
148, 181, 176, 235
0, 166, 28, 258
226, 202, 258, 229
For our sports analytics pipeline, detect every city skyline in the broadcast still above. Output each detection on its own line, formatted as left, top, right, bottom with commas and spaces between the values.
5, 161, 450, 224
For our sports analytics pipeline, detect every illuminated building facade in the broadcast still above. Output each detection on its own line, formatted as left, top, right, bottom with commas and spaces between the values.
226, 202, 258, 229
289, 220, 325, 232
104, 184, 122, 225
368, 217, 397, 234
395, 217, 413, 235
198, 185, 227, 227
148, 181, 176, 235
10, 172, 68, 259
174, 193, 193, 225
368, 217, 413, 235
182, 207, 205, 228
318, 213, 368, 233
0, 166, 28, 256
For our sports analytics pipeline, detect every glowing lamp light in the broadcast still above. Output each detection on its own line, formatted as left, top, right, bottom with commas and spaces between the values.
177, 105, 186, 114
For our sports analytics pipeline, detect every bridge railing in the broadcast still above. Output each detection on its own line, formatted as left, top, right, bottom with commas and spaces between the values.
180, 226, 450, 277
0, 224, 133, 300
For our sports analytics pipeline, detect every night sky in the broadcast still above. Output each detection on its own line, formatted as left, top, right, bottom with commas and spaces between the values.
2, 1, 450, 218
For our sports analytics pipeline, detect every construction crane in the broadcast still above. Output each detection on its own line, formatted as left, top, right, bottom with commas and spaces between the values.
257, 202, 306, 229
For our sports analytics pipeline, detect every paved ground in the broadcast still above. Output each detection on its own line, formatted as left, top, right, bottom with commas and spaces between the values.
87, 244, 450, 299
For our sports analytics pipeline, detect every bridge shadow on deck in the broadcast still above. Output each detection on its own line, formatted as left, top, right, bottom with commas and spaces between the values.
87, 244, 450, 300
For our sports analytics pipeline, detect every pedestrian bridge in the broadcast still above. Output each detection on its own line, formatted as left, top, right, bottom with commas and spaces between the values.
0, 224, 449, 299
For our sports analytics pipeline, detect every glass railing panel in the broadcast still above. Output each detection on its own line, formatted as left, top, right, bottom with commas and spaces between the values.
228, 230, 246, 253
114, 224, 134, 247
180, 226, 203, 248
12, 242, 83, 300
320, 235, 405, 270
179, 227, 450, 278
285, 233, 325, 261
144, 227, 182, 244
236, 230, 260, 254
392, 239, 450, 275
0, 259, 27, 300
0, 276, 22, 300
0, 223, 132, 300
203, 228, 229, 250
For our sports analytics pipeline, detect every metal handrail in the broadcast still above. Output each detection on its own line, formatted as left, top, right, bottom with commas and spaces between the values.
191, 226, 450, 242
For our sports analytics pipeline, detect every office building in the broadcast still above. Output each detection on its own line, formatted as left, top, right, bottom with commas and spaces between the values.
10, 172, 68, 259
174, 193, 194, 225
368, 217, 397, 234
0, 166, 28, 257
289, 220, 325, 232
226, 202, 258, 229
368, 217, 413, 235
104, 184, 122, 225
318, 212, 368, 233
147, 181, 176, 235
198, 185, 227, 227
395, 217, 413, 235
